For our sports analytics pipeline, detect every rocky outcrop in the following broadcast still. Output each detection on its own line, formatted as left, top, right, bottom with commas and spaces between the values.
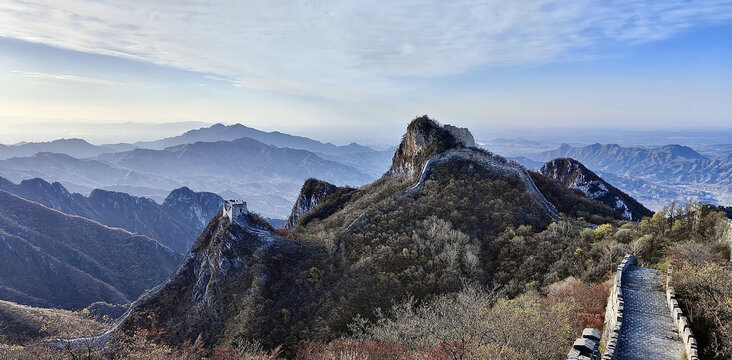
386, 116, 475, 177
162, 187, 223, 230
285, 178, 339, 229
111, 210, 314, 349
443, 125, 476, 148
539, 158, 652, 221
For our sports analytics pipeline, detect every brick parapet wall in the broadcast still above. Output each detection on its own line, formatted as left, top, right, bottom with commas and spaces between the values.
599, 254, 635, 360
666, 262, 699, 360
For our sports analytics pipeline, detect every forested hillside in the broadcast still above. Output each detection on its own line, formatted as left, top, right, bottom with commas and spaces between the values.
0, 190, 180, 309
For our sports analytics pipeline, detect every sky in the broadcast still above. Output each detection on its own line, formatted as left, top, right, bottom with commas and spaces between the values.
0, 0, 731, 145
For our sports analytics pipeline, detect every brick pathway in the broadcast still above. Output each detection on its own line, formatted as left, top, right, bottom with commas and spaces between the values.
614, 265, 686, 360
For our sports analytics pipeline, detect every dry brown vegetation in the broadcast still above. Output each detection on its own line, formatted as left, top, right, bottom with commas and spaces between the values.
0, 301, 107, 346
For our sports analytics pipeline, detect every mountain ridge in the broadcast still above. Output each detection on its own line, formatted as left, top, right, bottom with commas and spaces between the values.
533, 143, 731, 185
134, 123, 375, 155
0, 176, 224, 253
0, 190, 180, 310
0, 138, 113, 160
0, 137, 374, 218
538, 158, 653, 221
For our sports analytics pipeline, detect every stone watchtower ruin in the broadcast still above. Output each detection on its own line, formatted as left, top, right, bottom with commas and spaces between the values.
223, 199, 248, 222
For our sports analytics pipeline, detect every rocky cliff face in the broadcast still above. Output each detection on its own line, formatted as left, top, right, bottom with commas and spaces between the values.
116, 210, 314, 349
285, 179, 339, 229
386, 116, 475, 177
539, 158, 652, 221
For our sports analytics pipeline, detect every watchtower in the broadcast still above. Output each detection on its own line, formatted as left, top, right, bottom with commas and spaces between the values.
223, 199, 248, 222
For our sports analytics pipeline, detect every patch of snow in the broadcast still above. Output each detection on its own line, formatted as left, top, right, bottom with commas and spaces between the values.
571, 180, 608, 198
572, 183, 592, 196
615, 198, 633, 220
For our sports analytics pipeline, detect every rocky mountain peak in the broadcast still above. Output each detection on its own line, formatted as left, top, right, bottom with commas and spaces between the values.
539, 158, 652, 221
20, 178, 72, 199
540, 158, 600, 185
657, 144, 708, 160
163, 186, 196, 203
386, 116, 475, 177
115, 208, 293, 348
163, 187, 224, 230
285, 178, 339, 229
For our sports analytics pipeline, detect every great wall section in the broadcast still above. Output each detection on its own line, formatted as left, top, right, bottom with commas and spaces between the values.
568, 254, 698, 360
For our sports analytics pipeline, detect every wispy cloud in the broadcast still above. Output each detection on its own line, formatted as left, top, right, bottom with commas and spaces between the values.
10, 70, 118, 85
1, 0, 730, 98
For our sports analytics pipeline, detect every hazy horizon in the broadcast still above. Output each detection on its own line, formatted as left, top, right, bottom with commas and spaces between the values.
1, 119, 730, 151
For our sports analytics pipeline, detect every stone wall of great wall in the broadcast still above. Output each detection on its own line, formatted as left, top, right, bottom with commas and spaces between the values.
599, 254, 635, 359
568, 254, 704, 360
567, 254, 635, 360
666, 262, 699, 360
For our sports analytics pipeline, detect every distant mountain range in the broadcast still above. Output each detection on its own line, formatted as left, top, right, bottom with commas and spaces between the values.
0, 177, 222, 253
132, 123, 394, 179
134, 123, 374, 155
518, 143, 732, 210
0, 139, 113, 160
2, 124, 727, 217
0, 130, 384, 218
0, 190, 180, 310
0, 152, 173, 196
533, 144, 731, 185
98, 137, 371, 186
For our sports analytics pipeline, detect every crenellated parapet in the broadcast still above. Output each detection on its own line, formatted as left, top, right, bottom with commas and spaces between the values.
223, 199, 247, 223
666, 262, 699, 360
600, 254, 635, 359
568, 328, 602, 360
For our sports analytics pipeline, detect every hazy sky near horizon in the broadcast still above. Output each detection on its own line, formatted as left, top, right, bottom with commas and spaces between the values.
1, 0, 731, 144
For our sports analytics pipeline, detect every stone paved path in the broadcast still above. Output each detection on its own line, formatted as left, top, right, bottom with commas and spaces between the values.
614, 265, 686, 360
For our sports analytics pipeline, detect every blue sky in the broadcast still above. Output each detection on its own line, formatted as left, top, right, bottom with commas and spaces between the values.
0, 0, 731, 145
